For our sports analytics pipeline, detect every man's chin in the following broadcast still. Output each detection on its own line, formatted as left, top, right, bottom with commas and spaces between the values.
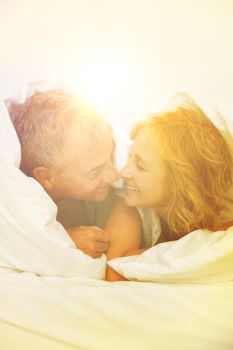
90, 187, 110, 202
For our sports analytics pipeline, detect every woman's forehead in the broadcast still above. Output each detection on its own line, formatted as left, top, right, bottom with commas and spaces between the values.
132, 128, 162, 163
134, 127, 158, 150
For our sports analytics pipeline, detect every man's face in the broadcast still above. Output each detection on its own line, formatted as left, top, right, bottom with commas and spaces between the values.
49, 123, 118, 202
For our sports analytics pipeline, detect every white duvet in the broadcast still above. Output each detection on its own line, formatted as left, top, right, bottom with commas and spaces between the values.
109, 226, 233, 283
0, 268, 233, 350
0, 92, 233, 350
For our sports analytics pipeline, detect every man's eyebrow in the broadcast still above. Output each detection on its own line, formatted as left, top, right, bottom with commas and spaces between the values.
87, 164, 102, 174
86, 139, 115, 175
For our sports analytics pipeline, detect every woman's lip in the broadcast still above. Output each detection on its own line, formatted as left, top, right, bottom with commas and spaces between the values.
124, 184, 139, 192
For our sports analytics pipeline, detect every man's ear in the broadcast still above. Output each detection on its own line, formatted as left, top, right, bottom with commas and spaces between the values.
32, 166, 56, 190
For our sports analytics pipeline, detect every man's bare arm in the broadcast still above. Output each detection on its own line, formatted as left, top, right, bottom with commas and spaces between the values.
67, 226, 110, 258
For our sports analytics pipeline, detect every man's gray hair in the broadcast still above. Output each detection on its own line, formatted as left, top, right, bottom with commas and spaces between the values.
8, 90, 110, 176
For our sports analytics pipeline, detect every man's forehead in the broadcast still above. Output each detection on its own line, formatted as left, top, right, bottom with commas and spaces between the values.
63, 119, 112, 146
61, 123, 114, 167
85, 138, 115, 170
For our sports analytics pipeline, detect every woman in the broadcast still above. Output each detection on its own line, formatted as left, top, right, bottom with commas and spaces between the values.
105, 96, 233, 281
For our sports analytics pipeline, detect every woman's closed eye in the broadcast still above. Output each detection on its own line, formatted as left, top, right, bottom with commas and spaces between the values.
136, 161, 147, 171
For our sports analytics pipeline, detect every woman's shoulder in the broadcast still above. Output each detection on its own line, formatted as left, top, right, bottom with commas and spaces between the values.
137, 207, 162, 246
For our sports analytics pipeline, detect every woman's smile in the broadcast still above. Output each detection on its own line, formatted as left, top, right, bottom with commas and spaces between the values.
124, 183, 139, 193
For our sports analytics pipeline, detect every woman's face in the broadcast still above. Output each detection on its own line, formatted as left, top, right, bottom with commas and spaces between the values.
121, 127, 169, 215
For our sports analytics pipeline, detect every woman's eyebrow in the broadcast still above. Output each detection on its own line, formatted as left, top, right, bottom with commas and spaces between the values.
136, 155, 147, 165
133, 152, 148, 167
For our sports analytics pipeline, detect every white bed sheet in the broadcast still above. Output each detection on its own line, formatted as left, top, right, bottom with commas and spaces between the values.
0, 267, 233, 350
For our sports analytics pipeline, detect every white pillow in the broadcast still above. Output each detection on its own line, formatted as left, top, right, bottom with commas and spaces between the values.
0, 100, 106, 279
0, 102, 21, 167
108, 226, 233, 283
0, 164, 106, 279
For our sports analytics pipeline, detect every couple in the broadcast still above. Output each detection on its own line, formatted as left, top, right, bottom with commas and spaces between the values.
9, 89, 233, 281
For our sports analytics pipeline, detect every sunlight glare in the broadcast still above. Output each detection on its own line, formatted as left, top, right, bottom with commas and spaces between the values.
77, 51, 132, 114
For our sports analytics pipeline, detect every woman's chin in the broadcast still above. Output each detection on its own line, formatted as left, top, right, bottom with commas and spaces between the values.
124, 193, 139, 207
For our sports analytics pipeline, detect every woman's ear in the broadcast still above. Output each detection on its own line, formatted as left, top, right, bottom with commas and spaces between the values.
32, 166, 55, 190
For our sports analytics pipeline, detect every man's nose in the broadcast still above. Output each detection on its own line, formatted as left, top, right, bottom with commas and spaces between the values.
120, 163, 132, 179
102, 162, 119, 184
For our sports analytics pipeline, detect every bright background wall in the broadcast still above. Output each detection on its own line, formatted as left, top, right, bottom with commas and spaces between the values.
0, 0, 232, 166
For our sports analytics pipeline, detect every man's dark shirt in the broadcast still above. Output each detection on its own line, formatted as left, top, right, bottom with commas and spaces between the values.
57, 187, 115, 229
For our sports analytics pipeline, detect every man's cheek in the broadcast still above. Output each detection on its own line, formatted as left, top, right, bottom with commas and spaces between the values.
82, 181, 96, 191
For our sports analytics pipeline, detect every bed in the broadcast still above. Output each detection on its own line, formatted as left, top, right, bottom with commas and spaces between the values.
1, 99, 233, 350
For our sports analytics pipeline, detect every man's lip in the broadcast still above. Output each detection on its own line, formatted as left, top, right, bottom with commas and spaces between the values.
97, 185, 109, 190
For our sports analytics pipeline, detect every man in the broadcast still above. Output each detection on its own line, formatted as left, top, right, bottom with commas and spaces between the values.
8, 89, 119, 258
